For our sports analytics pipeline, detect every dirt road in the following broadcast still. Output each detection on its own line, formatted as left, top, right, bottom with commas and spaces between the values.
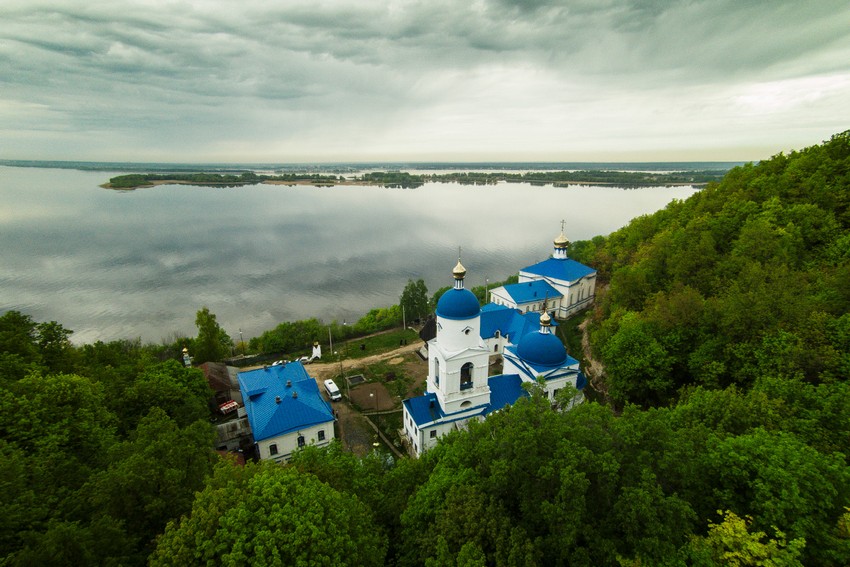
307, 341, 424, 381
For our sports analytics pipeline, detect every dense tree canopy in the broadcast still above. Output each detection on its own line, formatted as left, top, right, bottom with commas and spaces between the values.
0, 312, 218, 565
576, 131, 850, 406
150, 461, 387, 566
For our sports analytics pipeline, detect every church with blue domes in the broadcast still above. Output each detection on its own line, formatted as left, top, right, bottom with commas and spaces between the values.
402, 231, 592, 457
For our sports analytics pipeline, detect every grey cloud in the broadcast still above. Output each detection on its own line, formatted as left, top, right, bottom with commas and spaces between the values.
0, 0, 848, 161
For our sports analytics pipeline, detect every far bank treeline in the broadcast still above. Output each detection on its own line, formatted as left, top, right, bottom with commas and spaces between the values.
105, 168, 727, 189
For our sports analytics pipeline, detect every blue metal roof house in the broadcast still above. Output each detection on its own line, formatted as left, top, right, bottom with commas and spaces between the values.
238, 362, 335, 462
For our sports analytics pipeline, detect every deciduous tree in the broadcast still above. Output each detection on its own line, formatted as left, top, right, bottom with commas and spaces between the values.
193, 307, 231, 363
150, 461, 387, 566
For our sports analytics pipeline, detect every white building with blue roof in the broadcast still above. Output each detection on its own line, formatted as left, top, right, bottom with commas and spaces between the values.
402, 259, 586, 457
238, 362, 335, 462
491, 228, 596, 319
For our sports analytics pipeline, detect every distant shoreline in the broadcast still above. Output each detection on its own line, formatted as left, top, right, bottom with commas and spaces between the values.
101, 178, 708, 190
101, 170, 722, 190
100, 178, 378, 190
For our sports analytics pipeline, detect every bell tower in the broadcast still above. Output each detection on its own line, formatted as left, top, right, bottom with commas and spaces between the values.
427, 257, 491, 414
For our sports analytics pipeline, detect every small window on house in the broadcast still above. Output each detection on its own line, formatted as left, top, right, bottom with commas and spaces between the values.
494, 344, 499, 352
430, 430, 437, 439
297, 435, 305, 448
269, 444, 278, 456
464, 328, 471, 335
318, 430, 325, 441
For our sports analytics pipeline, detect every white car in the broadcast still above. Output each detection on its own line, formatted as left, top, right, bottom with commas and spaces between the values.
323, 379, 342, 401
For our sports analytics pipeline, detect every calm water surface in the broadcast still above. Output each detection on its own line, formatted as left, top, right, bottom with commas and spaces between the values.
0, 166, 697, 344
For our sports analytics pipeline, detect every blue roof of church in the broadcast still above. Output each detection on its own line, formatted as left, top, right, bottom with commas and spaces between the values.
237, 363, 334, 442
404, 375, 529, 427
436, 287, 481, 320
576, 371, 588, 391
480, 304, 557, 342
485, 374, 528, 414
501, 280, 562, 304
522, 257, 596, 282
517, 330, 569, 367
404, 392, 445, 427
506, 344, 581, 376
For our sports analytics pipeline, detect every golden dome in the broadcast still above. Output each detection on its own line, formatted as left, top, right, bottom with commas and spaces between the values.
540, 311, 552, 327
452, 259, 466, 279
554, 231, 569, 249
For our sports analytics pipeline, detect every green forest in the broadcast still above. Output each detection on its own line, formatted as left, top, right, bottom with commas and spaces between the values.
3, 132, 850, 565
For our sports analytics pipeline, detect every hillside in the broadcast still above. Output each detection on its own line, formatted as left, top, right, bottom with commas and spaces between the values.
573, 131, 850, 407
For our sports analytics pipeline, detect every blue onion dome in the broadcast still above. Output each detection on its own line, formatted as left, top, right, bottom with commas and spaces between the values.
436, 259, 480, 320
517, 327, 568, 367
436, 288, 480, 320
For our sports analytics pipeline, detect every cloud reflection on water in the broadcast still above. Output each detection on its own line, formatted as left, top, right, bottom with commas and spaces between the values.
0, 167, 697, 344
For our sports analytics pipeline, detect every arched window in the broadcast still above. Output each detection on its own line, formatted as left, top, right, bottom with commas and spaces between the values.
297, 435, 305, 448
495, 330, 500, 338
269, 444, 278, 456
460, 401, 472, 408
460, 363, 473, 390
434, 358, 440, 386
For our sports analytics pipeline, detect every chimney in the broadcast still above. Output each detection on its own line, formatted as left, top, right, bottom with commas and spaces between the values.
275, 396, 281, 404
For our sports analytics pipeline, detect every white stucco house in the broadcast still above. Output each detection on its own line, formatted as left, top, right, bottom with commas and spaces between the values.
238, 362, 335, 462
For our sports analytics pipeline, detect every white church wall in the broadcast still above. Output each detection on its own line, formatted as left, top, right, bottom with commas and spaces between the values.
435, 314, 482, 352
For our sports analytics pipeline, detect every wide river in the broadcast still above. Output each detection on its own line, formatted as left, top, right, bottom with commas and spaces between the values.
0, 166, 698, 344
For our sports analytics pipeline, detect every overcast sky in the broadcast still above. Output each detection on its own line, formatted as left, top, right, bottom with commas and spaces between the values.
2, 0, 848, 163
